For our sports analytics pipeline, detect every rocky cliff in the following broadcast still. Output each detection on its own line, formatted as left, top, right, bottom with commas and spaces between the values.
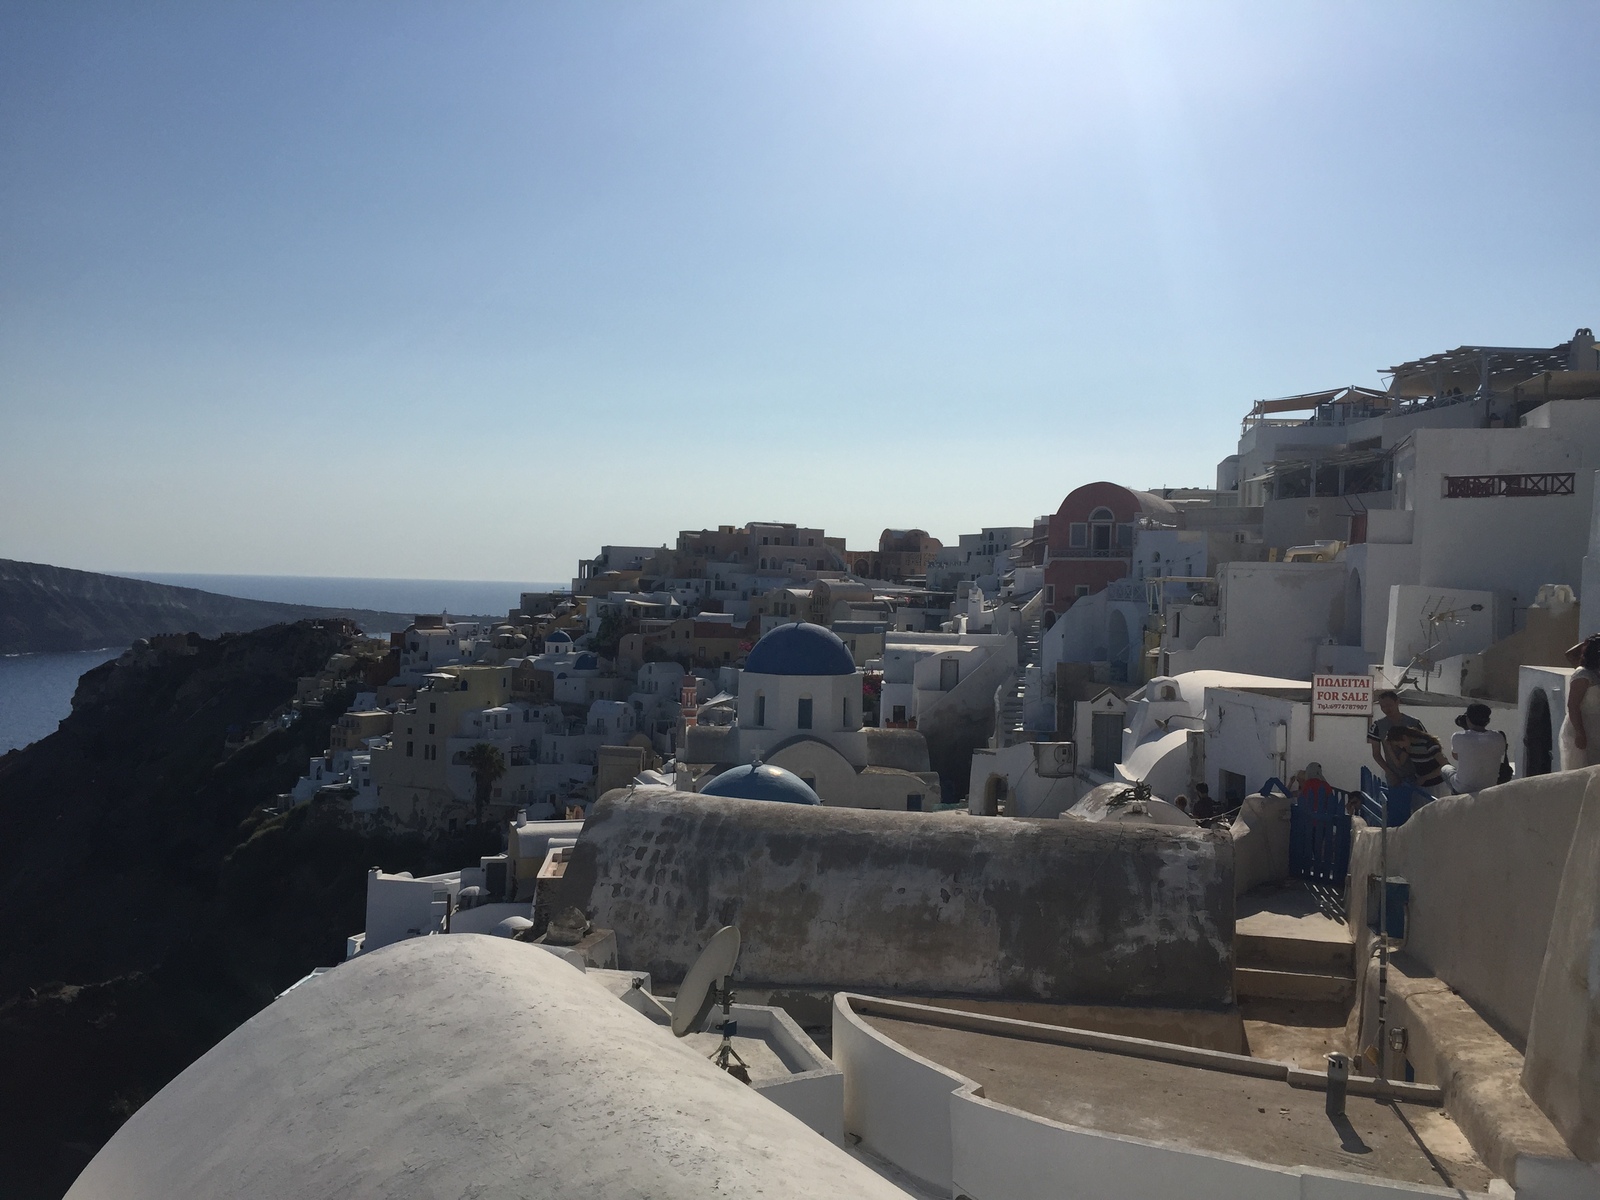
0, 622, 497, 1200
0, 559, 411, 653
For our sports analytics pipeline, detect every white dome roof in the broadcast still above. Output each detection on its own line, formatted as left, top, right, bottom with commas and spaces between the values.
65, 936, 908, 1200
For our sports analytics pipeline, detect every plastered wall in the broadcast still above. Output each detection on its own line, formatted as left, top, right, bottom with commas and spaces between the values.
1347, 770, 1589, 1049
557, 790, 1235, 1006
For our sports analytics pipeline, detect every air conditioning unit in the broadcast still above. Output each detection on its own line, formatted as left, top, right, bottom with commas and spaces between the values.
1033, 742, 1076, 778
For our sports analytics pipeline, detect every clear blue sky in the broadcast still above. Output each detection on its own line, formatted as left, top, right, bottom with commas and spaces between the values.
3, 2, 1596, 582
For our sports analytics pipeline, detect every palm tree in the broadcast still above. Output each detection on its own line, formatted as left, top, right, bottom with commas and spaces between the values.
464, 742, 506, 824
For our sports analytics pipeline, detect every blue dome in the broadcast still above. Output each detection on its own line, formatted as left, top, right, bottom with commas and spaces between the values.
545, 630, 572, 643
744, 622, 856, 677
573, 652, 598, 671
700, 763, 821, 805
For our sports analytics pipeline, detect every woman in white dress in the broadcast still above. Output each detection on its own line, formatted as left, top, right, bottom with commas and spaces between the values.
1560, 635, 1600, 771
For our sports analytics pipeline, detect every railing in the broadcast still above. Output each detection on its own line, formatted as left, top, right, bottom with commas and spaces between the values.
1050, 547, 1127, 560
1358, 767, 1423, 828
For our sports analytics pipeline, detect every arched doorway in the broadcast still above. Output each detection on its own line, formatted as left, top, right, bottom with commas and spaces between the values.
1089, 507, 1116, 555
981, 774, 1007, 817
1523, 690, 1553, 777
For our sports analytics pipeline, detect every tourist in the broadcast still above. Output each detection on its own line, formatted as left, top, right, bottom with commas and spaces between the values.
1387, 725, 1447, 798
1560, 635, 1600, 772
1172, 794, 1189, 815
1449, 703, 1506, 794
1368, 690, 1423, 784
1191, 783, 1216, 821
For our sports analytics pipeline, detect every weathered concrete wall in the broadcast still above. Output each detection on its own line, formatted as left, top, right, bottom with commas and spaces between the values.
1522, 767, 1600, 1161
1347, 770, 1590, 1051
556, 790, 1235, 1008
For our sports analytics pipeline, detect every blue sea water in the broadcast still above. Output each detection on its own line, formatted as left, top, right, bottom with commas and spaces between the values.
0, 647, 123, 755
122, 574, 565, 625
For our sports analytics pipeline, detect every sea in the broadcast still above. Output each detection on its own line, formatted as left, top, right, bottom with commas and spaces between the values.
0, 647, 124, 755
0, 575, 563, 756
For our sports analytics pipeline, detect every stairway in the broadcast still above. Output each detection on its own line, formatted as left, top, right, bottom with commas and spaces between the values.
996, 601, 1043, 748
1235, 929, 1355, 1005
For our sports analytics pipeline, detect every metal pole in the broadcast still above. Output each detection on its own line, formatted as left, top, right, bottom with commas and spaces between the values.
1376, 779, 1389, 1080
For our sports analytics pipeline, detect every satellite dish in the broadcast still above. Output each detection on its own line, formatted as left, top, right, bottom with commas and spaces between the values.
672, 925, 741, 1038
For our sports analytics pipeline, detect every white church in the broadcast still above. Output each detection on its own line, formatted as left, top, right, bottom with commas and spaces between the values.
681, 622, 942, 810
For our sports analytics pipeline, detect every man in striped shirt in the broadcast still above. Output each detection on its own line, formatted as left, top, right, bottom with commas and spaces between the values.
1384, 724, 1448, 798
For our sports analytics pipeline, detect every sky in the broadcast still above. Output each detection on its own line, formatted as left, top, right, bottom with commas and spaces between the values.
2, 1, 1597, 582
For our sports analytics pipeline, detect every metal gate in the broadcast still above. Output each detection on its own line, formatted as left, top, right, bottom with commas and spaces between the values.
1289, 778, 1352, 885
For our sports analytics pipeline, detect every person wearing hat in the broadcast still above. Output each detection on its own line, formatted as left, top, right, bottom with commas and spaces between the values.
1450, 703, 1507, 794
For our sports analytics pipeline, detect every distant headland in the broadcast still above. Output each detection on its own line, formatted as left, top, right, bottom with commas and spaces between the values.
0, 559, 414, 654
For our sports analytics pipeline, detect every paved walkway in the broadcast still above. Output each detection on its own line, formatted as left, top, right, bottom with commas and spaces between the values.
1237, 880, 1353, 943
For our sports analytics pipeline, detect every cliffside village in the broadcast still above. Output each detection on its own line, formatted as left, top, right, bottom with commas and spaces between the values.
288, 326, 1600, 835
90, 326, 1600, 1200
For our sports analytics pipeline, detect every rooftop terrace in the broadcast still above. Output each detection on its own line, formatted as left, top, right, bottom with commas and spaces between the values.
856, 999, 1493, 1193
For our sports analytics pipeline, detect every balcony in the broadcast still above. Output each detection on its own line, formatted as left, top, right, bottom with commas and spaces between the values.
1050, 547, 1129, 561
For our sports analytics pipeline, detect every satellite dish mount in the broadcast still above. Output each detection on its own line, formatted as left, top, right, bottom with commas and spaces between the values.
671, 925, 750, 1084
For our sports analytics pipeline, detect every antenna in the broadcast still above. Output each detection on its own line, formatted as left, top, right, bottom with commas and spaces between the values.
671, 925, 750, 1083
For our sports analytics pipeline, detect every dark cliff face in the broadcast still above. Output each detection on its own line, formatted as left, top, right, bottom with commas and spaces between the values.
0, 558, 410, 653
0, 621, 498, 1200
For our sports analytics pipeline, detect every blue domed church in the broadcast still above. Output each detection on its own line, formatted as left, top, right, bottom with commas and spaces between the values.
684, 622, 941, 811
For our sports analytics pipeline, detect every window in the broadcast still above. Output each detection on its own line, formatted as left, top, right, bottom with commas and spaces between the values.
756, 694, 766, 726
906, 793, 924, 811
430, 702, 437, 714
797, 698, 813, 729
1069, 523, 1088, 547
842, 697, 851, 727
1075, 585, 1091, 598
892, 704, 907, 723
406, 741, 414, 757
428, 723, 435, 735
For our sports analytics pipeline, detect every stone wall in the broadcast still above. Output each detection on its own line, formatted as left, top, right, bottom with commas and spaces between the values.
556, 790, 1235, 1008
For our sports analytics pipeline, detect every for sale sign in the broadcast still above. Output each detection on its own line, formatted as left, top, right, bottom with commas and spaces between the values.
1312, 674, 1373, 717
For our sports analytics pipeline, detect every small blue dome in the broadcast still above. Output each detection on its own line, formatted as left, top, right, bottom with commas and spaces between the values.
744, 622, 856, 677
573, 652, 598, 671
545, 630, 572, 643
700, 762, 821, 805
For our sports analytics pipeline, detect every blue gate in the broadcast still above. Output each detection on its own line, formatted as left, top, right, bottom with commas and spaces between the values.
1358, 767, 1423, 829
1288, 778, 1352, 885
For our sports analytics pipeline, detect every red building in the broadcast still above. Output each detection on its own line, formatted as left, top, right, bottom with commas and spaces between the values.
1043, 482, 1178, 613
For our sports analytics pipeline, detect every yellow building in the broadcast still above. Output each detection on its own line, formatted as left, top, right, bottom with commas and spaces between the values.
330, 710, 393, 752
371, 665, 513, 831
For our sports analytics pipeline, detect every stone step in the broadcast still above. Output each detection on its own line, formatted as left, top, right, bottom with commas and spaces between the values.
1236, 966, 1354, 1004
1237, 932, 1354, 976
